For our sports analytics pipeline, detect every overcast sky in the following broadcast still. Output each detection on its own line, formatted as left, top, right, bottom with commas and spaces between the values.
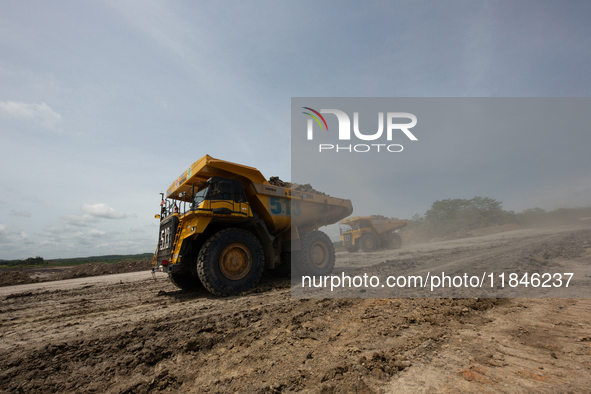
1, 0, 590, 259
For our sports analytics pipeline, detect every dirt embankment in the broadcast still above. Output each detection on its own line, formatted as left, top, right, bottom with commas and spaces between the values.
0, 271, 34, 287
400, 223, 525, 246
0, 260, 152, 287
51, 260, 152, 280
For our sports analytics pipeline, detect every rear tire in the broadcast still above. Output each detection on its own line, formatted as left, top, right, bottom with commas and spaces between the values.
168, 272, 203, 291
299, 231, 335, 276
388, 232, 402, 249
197, 228, 264, 296
360, 233, 379, 252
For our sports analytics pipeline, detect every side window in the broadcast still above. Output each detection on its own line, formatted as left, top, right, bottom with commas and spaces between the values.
193, 187, 209, 207
207, 179, 248, 203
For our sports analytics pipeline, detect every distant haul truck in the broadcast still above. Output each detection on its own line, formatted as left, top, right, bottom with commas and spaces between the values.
340, 216, 408, 253
153, 155, 353, 296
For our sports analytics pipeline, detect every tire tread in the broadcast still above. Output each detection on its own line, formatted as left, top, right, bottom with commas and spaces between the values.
197, 228, 264, 296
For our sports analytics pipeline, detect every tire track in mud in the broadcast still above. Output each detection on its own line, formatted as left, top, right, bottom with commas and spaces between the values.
0, 274, 501, 393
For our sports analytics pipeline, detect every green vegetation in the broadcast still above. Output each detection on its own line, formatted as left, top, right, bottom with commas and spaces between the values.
0, 256, 47, 269
0, 253, 153, 270
421, 196, 503, 238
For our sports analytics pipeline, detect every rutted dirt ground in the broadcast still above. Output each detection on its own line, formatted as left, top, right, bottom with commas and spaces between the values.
0, 225, 590, 393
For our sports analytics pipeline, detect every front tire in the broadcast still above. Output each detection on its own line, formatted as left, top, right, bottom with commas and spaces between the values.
299, 231, 335, 276
360, 233, 379, 252
346, 244, 359, 253
197, 228, 264, 296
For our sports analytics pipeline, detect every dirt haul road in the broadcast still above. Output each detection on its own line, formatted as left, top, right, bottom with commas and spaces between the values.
1, 225, 590, 393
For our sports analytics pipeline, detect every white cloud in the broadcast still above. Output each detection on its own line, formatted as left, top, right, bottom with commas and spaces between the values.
42, 226, 66, 242
89, 229, 106, 237
42, 226, 111, 248
60, 204, 130, 227
0, 101, 62, 128
61, 214, 97, 227
0, 224, 31, 246
81, 203, 129, 219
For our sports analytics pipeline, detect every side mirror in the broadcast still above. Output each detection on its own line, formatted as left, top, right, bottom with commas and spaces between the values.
155, 214, 160, 219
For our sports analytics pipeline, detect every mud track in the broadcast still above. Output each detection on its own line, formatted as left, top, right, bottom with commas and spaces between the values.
1, 225, 590, 393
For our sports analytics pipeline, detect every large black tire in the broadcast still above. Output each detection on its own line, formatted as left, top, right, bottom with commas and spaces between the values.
197, 228, 264, 296
168, 272, 203, 291
266, 252, 291, 278
388, 232, 403, 249
360, 233, 379, 252
299, 231, 335, 276
346, 244, 359, 253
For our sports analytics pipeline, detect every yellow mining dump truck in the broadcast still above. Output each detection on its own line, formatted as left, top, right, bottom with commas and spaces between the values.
153, 155, 353, 296
339, 216, 408, 253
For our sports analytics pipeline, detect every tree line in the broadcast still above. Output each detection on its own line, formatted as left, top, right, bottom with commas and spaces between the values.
404, 196, 591, 239
0, 256, 46, 268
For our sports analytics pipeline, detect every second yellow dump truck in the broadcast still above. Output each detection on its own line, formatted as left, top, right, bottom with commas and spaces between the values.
339, 216, 408, 253
153, 155, 353, 296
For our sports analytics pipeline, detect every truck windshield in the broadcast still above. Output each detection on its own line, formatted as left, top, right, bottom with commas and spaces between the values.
340, 224, 352, 233
193, 186, 209, 208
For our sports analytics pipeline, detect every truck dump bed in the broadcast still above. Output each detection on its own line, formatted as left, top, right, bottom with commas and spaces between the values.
165, 155, 267, 199
340, 216, 408, 233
